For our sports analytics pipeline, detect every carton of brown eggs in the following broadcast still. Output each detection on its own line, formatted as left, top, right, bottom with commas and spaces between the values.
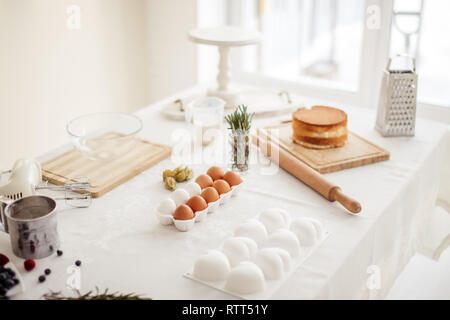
155, 167, 243, 232
184, 208, 329, 299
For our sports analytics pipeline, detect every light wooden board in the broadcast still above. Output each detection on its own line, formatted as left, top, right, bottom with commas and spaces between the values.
42, 133, 171, 198
258, 123, 389, 173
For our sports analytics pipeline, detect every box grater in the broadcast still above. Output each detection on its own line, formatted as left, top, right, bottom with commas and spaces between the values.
376, 55, 418, 136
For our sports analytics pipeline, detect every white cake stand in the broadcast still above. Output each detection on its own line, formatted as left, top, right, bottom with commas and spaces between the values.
189, 26, 261, 108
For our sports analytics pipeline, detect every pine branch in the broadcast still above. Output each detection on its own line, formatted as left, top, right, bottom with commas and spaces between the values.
42, 287, 151, 300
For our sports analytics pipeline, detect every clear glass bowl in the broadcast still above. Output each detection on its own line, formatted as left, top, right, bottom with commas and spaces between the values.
66, 112, 143, 161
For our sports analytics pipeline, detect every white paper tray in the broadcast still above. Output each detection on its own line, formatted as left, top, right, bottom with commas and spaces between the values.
184, 231, 329, 300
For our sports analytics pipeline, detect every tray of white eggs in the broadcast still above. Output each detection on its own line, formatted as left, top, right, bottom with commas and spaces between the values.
155, 166, 244, 232
183, 208, 329, 300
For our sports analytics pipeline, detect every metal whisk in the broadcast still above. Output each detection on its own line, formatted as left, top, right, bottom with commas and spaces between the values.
0, 159, 92, 208
36, 181, 92, 208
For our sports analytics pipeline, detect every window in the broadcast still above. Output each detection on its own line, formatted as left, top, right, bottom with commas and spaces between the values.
389, 0, 450, 107
223, 0, 450, 122
237, 0, 365, 91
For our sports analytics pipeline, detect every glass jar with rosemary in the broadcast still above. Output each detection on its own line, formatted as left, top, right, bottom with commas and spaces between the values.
225, 105, 254, 172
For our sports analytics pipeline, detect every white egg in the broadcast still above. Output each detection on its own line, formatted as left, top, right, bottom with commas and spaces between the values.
156, 198, 176, 215
267, 229, 301, 257
233, 219, 268, 244
184, 182, 202, 197
225, 262, 265, 294
259, 208, 290, 233
290, 218, 318, 246
170, 188, 190, 206
222, 238, 251, 267
254, 248, 284, 280
193, 250, 230, 281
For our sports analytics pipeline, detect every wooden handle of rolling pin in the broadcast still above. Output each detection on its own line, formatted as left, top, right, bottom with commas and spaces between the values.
252, 134, 362, 214
328, 187, 361, 214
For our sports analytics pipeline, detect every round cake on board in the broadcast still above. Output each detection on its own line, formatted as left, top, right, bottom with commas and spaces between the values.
292, 106, 348, 149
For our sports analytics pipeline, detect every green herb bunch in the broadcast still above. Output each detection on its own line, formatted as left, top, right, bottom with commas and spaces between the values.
225, 105, 254, 172
224, 105, 254, 133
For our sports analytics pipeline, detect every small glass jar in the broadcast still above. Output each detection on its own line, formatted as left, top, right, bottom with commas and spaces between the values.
229, 129, 250, 172
186, 97, 225, 146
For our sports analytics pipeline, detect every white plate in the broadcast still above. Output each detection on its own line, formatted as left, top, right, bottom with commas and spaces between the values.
160, 101, 186, 121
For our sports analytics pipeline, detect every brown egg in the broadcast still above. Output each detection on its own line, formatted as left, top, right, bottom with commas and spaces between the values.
223, 171, 243, 187
186, 195, 208, 212
195, 174, 213, 189
206, 166, 225, 181
200, 187, 220, 203
173, 204, 194, 220
213, 179, 231, 195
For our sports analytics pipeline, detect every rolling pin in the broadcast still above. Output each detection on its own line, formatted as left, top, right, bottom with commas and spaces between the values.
252, 133, 362, 214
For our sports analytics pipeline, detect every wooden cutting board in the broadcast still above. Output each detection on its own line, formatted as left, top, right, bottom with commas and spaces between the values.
42, 133, 171, 198
258, 123, 389, 173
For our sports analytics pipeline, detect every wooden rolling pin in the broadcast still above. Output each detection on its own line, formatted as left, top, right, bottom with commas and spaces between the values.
252, 133, 362, 214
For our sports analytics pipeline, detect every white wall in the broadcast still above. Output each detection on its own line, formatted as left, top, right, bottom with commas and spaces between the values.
0, 0, 197, 169
196, 0, 227, 84
145, 0, 198, 99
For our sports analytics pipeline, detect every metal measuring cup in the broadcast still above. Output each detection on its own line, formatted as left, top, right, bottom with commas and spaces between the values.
0, 195, 59, 259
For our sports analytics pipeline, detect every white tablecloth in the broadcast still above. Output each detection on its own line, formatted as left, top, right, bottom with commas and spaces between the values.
1, 87, 449, 300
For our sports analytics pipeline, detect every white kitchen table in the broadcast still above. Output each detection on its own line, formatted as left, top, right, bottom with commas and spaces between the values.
1, 86, 449, 300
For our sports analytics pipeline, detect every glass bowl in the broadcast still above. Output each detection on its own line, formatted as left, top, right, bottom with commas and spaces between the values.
67, 112, 143, 161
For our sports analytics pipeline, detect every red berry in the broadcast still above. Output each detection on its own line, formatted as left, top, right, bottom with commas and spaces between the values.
24, 259, 36, 271
0, 254, 9, 266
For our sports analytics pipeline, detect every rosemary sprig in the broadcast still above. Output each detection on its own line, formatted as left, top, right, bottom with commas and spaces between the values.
42, 287, 151, 300
224, 105, 254, 133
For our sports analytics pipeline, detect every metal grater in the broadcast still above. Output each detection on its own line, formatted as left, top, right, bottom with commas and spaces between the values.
376, 55, 418, 137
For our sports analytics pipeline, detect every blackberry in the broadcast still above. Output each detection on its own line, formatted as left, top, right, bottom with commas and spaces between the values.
0, 266, 19, 297
38, 275, 46, 283
4, 279, 15, 289
44, 268, 51, 275
75, 260, 82, 267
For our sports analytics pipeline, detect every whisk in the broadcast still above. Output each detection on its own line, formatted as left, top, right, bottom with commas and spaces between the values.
0, 158, 91, 208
